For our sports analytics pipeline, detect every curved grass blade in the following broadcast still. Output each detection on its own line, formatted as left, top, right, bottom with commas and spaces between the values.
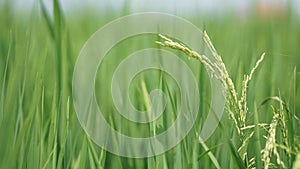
198, 136, 221, 169
227, 139, 246, 169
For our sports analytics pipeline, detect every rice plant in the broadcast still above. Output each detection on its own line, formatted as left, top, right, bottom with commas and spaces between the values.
157, 32, 300, 169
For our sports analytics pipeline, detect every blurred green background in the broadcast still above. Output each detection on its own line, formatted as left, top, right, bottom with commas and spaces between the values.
0, 0, 299, 168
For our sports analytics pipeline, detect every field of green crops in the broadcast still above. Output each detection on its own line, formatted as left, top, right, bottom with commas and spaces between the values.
0, 1, 300, 169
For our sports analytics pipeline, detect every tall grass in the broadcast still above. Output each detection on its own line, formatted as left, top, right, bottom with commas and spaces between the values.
157, 32, 299, 168
0, 1, 300, 169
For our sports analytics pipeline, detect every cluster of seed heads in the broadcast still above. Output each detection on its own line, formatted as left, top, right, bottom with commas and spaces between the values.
156, 32, 296, 169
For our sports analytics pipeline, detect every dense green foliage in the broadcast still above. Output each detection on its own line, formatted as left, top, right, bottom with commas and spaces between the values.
0, 1, 299, 168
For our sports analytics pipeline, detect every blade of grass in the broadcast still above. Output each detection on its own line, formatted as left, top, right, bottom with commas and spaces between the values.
197, 143, 223, 161
173, 145, 182, 169
0, 30, 12, 126
289, 66, 297, 166
53, 0, 64, 96
198, 136, 221, 169
77, 136, 88, 169
56, 96, 70, 169
87, 137, 105, 169
88, 147, 97, 169
42, 143, 57, 169
254, 103, 262, 168
227, 139, 246, 169
99, 148, 106, 168
39, 0, 55, 40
